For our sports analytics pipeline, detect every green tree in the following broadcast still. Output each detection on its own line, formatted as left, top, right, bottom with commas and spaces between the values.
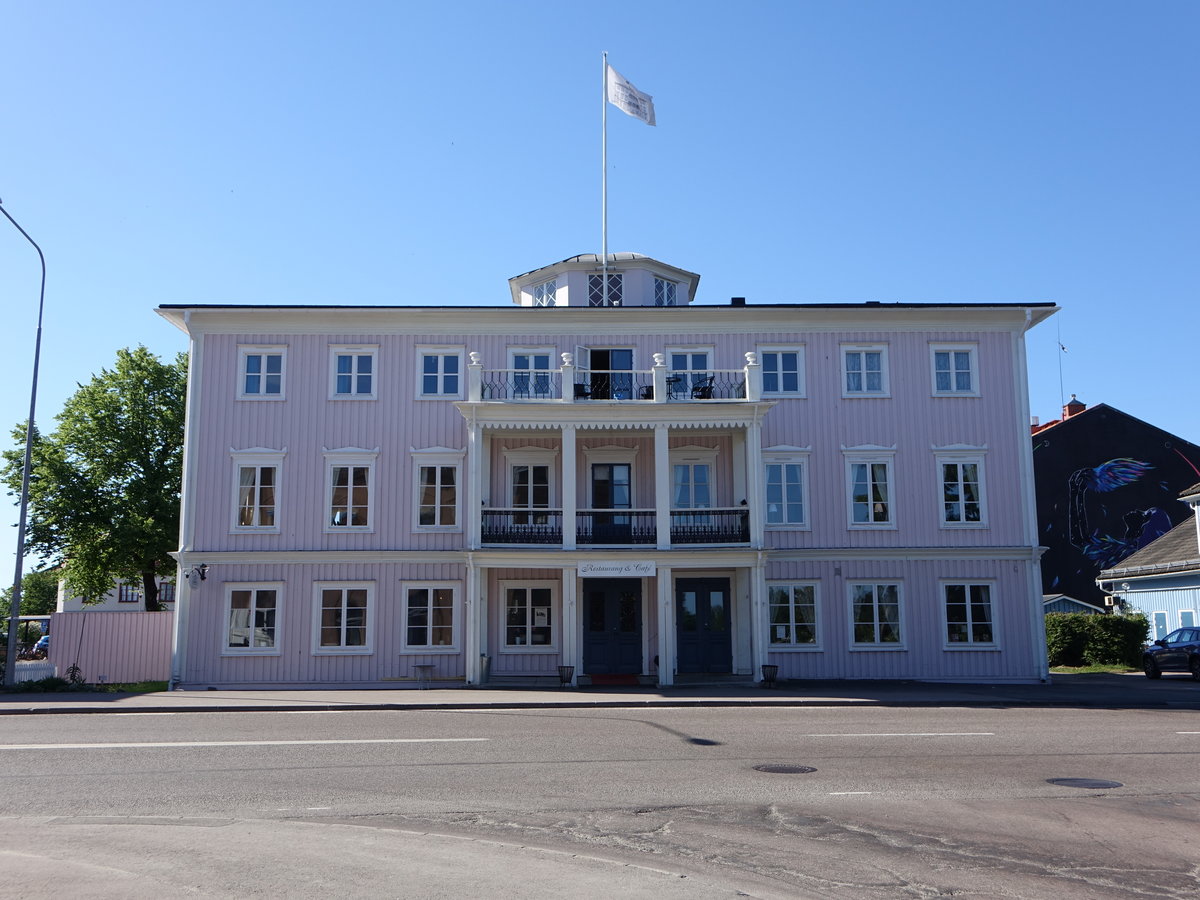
3, 346, 187, 611
1, 568, 60, 616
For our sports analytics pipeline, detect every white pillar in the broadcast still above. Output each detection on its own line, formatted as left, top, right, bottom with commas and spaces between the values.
465, 556, 481, 683
561, 567, 578, 685
561, 352, 575, 404
746, 419, 765, 548
744, 351, 762, 401
466, 417, 483, 549
750, 556, 768, 682
656, 566, 673, 686
652, 352, 667, 403
562, 425, 577, 550
468, 351, 483, 401
654, 424, 671, 549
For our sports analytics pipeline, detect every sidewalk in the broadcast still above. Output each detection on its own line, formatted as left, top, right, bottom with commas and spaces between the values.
2, 672, 1198, 715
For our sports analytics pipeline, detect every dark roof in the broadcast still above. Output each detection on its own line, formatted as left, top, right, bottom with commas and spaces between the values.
1099, 515, 1200, 578
1180, 482, 1200, 501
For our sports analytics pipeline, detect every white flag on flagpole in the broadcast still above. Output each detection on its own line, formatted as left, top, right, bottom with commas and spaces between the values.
606, 64, 656, 126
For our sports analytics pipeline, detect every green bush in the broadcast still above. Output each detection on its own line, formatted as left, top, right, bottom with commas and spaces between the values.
1045, 613, 1148, 667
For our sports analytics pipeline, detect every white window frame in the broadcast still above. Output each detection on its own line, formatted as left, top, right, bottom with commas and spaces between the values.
936, 449, 988, 528
230, 448, 285, 533
500, 580, 560, 653
841, 343, 890, 398
941, 581, 998, 649
844, 448, 896, 529
669, 446, 718, 511
324, 448, 378, 533
531, 279, 557, 307
583, 445, 639, 509
763, 450, 810, 530
666, 346, 713, 399
312, 581, 375, 655
767, 582, 821, 650
848, 581, 905, 650
412, 447, 464, 532
930, 343, 979, 397
588, 272, 623, 307
758, 345, 806, 398
504, 447, 559, 520
401, 582, 460, 652
223, 582, 283, 656
653, 276, 678, 306
329, 344, 378, 400
417, 346, 465, 399
507, 347, 557, 400
237, 345, 287, 400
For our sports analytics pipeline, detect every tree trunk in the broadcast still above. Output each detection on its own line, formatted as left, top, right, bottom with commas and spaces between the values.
143, 570, 163, 612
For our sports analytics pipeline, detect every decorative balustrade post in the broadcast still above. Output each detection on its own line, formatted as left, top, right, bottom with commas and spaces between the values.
652, 352, 667, 403
560, 352, 576, 403
744, 351, 763, 401
468, 351, 483, 401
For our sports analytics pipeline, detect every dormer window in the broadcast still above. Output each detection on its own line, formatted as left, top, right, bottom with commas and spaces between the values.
654, 277, 678, 306
532, 279, 556, 307
588, 273, 623, 306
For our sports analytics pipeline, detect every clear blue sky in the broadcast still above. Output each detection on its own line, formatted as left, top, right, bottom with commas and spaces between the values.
2, 1, 1198, 560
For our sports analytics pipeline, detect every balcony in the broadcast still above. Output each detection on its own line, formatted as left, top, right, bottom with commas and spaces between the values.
480, 507, 750, 547
467, 352, 764, 404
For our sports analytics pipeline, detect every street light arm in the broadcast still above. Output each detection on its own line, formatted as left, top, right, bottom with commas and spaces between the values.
1, 199, 47, 688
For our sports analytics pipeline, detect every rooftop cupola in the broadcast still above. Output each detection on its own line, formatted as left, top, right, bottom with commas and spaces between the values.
508, 253, 701, 308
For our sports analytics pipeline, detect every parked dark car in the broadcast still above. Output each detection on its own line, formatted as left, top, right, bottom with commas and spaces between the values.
1143, 628, 1200, 680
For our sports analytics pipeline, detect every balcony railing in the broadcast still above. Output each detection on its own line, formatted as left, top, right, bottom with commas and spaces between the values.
481, 508, 563, 544
480, 507, 751, 547
480, 369, 563, 401
575, 509, 657, 545
669, 508, 750, 544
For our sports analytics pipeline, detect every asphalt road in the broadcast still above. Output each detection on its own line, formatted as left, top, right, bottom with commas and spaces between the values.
1, 705, 1197, 898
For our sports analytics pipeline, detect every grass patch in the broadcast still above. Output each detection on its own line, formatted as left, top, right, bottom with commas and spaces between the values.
1050, 664, 1139, 675
98, 680, 168, 693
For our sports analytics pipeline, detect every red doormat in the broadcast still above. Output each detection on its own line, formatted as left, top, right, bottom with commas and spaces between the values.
589, 674, 640, 686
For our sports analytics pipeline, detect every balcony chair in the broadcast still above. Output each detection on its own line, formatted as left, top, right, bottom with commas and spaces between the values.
691, 375, 715, 400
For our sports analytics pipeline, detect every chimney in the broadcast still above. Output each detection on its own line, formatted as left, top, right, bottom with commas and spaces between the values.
1063, 394, 1086, 419
730, 297, 746, 307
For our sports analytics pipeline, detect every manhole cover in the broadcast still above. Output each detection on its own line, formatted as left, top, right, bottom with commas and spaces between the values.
753, 764, 817, 774
1046, 778, 1123, 790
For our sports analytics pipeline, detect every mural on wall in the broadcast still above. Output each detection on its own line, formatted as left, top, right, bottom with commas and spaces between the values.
1065, 458, 1171, 570
1032, 403, 1200, 608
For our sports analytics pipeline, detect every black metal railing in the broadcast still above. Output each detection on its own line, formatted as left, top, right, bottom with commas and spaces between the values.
669, 508, 750, 544
481, 509, 563, 544
576, 509, 657, 545
574, 371, 654, 401
667, 370, 747, 401
480, 370, 562, 401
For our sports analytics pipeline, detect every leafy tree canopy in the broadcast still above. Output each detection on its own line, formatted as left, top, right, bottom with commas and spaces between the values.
1, 567, 60, 616
3, 346, 187, 611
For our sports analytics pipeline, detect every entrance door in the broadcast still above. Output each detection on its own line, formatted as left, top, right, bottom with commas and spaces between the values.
675, 578, 732, 674
583, 579, 642, 674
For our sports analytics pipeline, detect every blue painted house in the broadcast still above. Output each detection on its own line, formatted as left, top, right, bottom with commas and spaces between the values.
1097, 483, 1200, 640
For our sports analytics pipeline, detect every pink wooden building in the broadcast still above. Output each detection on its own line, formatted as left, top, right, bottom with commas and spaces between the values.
158, 252, 1057, 688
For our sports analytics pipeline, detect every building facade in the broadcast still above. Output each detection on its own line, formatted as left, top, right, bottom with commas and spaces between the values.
159, 253, 1056, 688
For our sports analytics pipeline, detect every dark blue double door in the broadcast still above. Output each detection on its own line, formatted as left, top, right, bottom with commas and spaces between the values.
583, 579, 642, 675
676, 578, 732, 674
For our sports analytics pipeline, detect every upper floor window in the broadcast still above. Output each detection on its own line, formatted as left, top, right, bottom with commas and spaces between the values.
238, 346, 286, 399
668, 348, 712, 399
330, 346, 377, 399
759, 346, 805, 397
845, 451, 895, 528
588, 273, 623, 306
230, 449, 285, 533
531, 279, 556, 307
313, 582, 374, 654
842, 344, 889, 397
654, 277, 678, 306
403, 583, 459, 650
931, 344, 978, 396
938, 454, 986, 526
769, 583, 819, 648
412, 448, 462, 532
764, 454, 808, 528
943, 582, 995, 647
225, 583, 281, 654
505, 447, 558, 525
324, 449, 377, 532
419, 348, 463, 398
509, 349, 555, 399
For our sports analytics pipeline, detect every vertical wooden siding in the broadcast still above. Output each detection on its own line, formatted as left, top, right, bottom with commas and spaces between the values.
48, 611, 173, 684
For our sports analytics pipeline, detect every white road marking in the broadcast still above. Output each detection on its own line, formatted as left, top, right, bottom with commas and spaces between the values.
801, 732, 994, 737
1177, 732, 1200, 735
829, 791, 873, 795
0, 738, 489, 751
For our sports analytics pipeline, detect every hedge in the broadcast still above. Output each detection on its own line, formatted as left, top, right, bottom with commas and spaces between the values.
1045, 613, 1149, 667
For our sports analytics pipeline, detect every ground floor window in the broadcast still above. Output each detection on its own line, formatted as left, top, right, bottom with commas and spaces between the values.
850, 582, 902, 646
403, 583, 457, 649
768, 583, 819, 647
313, 583, 373, 653
504, 583, 555, 649
225, 584, 280, 654
943, 582, 995, 646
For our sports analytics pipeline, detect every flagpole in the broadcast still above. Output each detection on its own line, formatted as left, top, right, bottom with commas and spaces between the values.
601, 50, 609, 307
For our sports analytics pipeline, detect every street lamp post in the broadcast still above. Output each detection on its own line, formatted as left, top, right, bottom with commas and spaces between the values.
1, 199, 46, 688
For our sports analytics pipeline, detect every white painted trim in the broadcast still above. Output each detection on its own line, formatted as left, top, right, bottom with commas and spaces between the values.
840, 343, 890, 398
843, 453, 897, 530
929, 342, 980, 398
756, 344, 807, 398
498, 579, 560, 653
221, 582, 284, 656
229, 448, 286, 534
416, 346, 466, 400
323, 450, 378, 533
939, 579, 1000, 651
328, 344, 379, 400
400, 581, 462, 653
311, 581, 376, 655
846, 580, 907, 651
935, 452, 989, 529
766, 581, 821, 651
411, 449, 464, 533
236, 344, 287, 401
